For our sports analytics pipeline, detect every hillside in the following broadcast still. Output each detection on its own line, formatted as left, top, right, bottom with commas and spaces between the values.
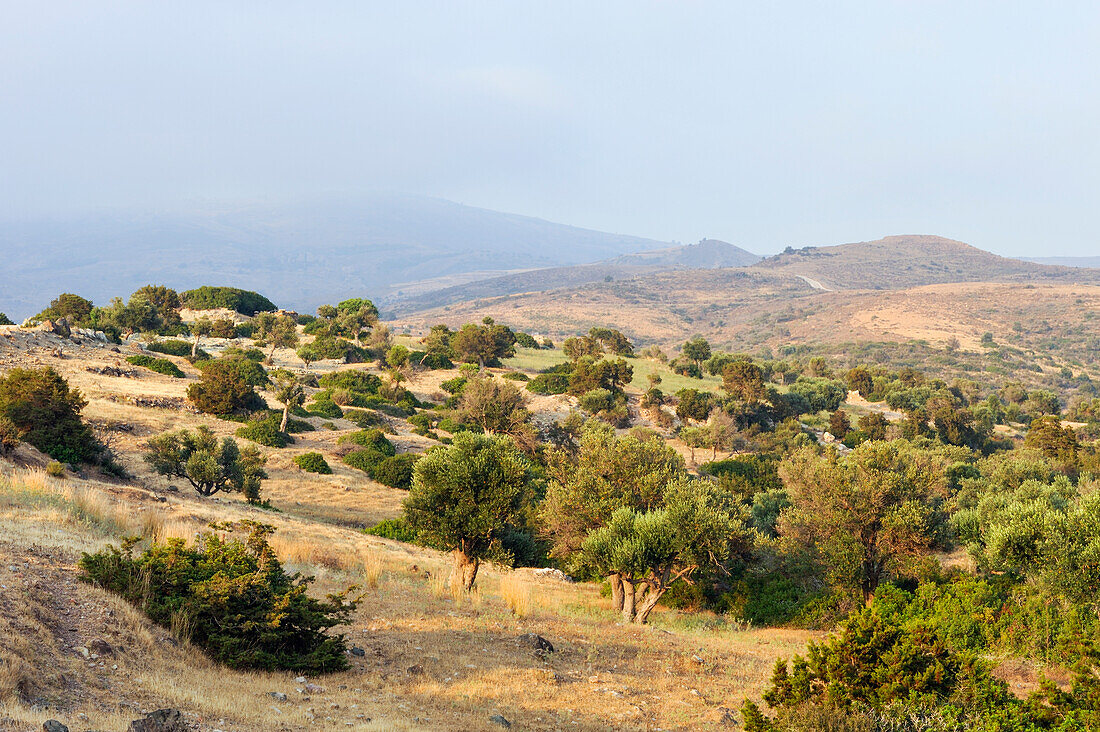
385, 239, 760, 316
0, 194, 669, 321
750, 235, 1099, 290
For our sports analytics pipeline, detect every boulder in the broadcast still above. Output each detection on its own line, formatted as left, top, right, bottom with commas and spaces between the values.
127, 709, 189, 732
489, 714, 512, 728
516, 633, 554, 653
42, 721, 69, 732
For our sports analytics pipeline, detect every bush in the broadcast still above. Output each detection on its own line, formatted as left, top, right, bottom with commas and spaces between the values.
0, 312, 13, 326
363, 518, 418, 543
342, 448, 387, 473
514, 332, 540, 349
526, 372, 570, 395
180, 286, 277, 316
501, 371, 529, 382
79, 522, 357, 673
126, 355, 185, 378
344, 409, 387, 429
294, 452, 332, 474
306, 391, 344, 419
194, 356, 269, 387
318, 370, 382, 395
236, 415, 292, 448
338, 428, 396, 456
414, 352, 453, 370
146, 339, 193, 357
440, 376, 468, 395
46, 460, 66, 478
187, 362, 265, 416
0, 416, 20, 456
0, 367, 103, 465
372, 454, 419, 490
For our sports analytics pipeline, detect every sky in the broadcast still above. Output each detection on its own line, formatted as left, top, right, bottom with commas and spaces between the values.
1, 1, 1098, 257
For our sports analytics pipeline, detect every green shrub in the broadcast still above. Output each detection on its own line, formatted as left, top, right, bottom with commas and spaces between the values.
526, 372, 570, 395
236, 415, 292, 448
407, 413, 434, 437
501, 371, 529, 382
126, 355, 185, 378
342, 448, 387, 473
440, 376, 468, 395
514, 332, 540, 349
180, 286, 277, 316
306, 391, 344, 419
293, 452, 332, 474
0, 312, 14, 326
339, 428, 395, 456
363, 517, 418, 543
187, 362, 265, 416
79, 522, 357, 673
46, 460, 66, 478
146, 339, 193, 357
0, 367, 103, 465
318, 370, 382, 395
195, 356, 269, 386
413, 352, 453, 369
344, 409, 386, 429
372, 454, 419, 490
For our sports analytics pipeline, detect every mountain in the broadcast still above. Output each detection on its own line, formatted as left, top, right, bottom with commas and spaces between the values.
384, 238, 760, 316
750, 235, 1091, 290
0, 194, 669, 320
1024, 256, 1100, 268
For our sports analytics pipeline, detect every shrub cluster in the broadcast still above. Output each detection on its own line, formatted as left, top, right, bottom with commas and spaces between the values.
293, 452, 332, 474
180, 286, 277, 316
126, 354, 185, 378
80, 522, 357, 673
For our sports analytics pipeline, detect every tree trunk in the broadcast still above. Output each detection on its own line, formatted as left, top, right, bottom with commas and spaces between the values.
608, 573, 624, 612
280, 403, 290, 432
621, 580, 637, 623
634, 583, 665, 624
454, 548, 480, 592
191, 332, 200, 358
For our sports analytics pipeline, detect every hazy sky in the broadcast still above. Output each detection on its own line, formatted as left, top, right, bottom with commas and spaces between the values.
2, 1, 1098, 256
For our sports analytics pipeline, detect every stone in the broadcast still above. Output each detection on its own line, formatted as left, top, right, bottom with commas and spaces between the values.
127, 709, 189, 732
89, 638, 115, 656
532, 568, 573, 582
406, 664, 424, 676
516, 633, 554, 653
488, 714, 511, 728
269, 692, 287, 702
350, 646, 365, 657
294, 676, 307, 683
43, 721, 69, 732
716, 707, 738, 726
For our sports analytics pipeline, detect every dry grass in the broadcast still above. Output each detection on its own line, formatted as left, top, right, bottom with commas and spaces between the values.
499, 573, 534, 619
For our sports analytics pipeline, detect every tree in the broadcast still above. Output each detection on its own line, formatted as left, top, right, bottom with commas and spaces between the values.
0, 313, 14, 326
541, 426, 687, 611
190, 317, 215, 358
828, 409, 851, 438
563, 336, 603, 361
458, 374, 531, 438
1024, 415, 1079, 470
674, 388, 716, 422
723, 361, 767, 403
846, 366, 875, 397
0, 367, 101, 464
858, 412, 889, 441
273, 373, 306, 433
681, 337, 712, 372
779, 441, 948, 605
451, 321, 517, 367
580, 478, 748, 623
127, 285, 183, 333
254, 313, 299, 361
588, 327, 634, 357
297, 343, 322, 369
403, 433, 533, 591
187, 361, 262, 415
422, 324, 454, 359
567, 357, 633, 396
145, 426, 267, 502
35, 293, 94, 325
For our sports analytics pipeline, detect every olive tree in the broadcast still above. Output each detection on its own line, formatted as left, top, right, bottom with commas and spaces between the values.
273, 373, 306, 432
403, 433, 533, 591
145, 426, 268, 503
581, 478, 748, 623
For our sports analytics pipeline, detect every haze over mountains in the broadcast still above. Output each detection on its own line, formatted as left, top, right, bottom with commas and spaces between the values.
0, 194, 670, 320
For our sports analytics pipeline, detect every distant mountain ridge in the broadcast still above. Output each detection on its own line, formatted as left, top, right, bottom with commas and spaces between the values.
1024, 256, 1100, 268
0, 194, 670, 320
383, 239, 760, 316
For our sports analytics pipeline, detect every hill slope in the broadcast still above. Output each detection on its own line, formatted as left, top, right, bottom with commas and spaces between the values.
385, 238, 760, 316
0, 194, 669, 320
750, 235, 1092, 290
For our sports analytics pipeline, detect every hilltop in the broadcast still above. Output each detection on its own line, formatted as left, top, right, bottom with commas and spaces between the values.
0, 194, 670, 321
384, 239, 760, 316
750, 234, 1095, 290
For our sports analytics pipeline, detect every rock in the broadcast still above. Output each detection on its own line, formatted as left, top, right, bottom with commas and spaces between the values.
516, 633, 554, 653
294, 676, 307, 683
89, 638, 115, 656
350, 646, 366, 657
127, 709, 189, 732
304, 682, 324, 693
532, 568, 573, 582
37, 318, 71, 337
269, 692, 287, 702
42, 721, 69, 732
690, 654, 705, 664
406, 664, 424, 676
488, 714, 512, 728
716, 707, 738, 726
